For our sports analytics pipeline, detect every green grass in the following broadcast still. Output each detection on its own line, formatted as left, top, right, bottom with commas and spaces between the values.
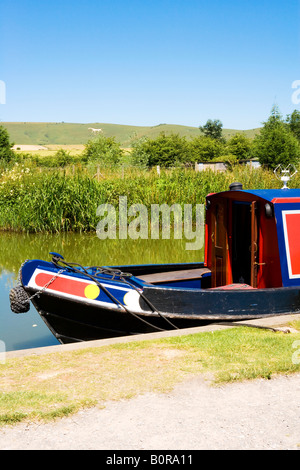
0, 325, 299, 425
163, 326, 300, 382
2, 122, 261, 147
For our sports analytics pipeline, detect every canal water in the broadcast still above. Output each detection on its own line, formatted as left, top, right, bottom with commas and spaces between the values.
0, 232, 203, 351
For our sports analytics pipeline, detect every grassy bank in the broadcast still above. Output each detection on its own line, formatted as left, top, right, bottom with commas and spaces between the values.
0, 322, 299, 425
0, 165, 287, 233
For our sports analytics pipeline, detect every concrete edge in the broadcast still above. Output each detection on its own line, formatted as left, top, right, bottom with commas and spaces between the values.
5, 313, 300, 360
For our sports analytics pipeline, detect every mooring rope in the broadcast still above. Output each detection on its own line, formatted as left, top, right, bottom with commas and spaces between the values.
50, 254, 179, 331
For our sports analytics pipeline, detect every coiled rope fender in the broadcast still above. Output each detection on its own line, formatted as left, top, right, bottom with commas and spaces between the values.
10, 267, 65, 315
9, 285, 30, 314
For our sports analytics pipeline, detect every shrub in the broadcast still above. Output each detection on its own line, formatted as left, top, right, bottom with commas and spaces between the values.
83, 135, 123, 167
286, 109, 300, 141
252, 107, 300, 169
188, 136, 224, 162
131, 132, 188, 168
226, 133, 252, 160
0, 126, 14, 164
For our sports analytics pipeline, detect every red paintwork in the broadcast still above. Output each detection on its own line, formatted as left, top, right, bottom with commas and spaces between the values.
284, 212, 300, 276
257, 213, 282, 288
272, 198, 300, 204
35, 272, 90, 298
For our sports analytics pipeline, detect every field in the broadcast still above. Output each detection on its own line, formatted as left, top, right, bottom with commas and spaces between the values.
12, 144, 85, 156
3, 121, 260, 148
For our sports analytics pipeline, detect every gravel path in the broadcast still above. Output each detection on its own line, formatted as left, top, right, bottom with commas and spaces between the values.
0, 373, 299, 450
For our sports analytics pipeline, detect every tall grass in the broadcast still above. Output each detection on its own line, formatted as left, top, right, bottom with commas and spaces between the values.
0, 164, 288, 233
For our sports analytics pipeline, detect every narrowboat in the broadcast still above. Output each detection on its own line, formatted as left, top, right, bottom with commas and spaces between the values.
10, 182, 300, 344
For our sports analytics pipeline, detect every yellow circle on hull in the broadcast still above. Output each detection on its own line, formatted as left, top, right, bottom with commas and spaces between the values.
84, 284, 100, 300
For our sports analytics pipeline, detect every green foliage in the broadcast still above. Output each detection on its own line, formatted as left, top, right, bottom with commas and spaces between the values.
188, 136, 224, 162
52, 149, 74, 167
131, 132, 188, 168
131, 131, 252, 167
286, 109, 300, 141
83, 135, 123, 167
6, 108, 300, 172
0, 170, 101, 232
131, 133, 229, 167
225, 133, 252, 160
0, 126, 14, 163
29, 149, 82, 168
219, 153, 239, 167
252, 107, 300, 169
0, 164, 287, 233
199, 119, 224, 141
130, 137, 150, 168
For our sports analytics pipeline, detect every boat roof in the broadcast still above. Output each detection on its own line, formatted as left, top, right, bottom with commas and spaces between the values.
208, 188, 300, 204
244, 188, 300, 203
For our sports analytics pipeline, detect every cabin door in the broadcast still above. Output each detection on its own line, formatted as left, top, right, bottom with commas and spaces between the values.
231, 201, 258, 287
211, 198, 228, 287
250, 201, 258, 287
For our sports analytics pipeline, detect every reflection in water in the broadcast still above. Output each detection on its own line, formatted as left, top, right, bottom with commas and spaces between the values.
0, 270, 59, 352
0, 232, 203, 351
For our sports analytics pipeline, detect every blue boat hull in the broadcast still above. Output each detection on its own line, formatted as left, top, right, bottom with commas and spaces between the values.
11, 258, 300, 344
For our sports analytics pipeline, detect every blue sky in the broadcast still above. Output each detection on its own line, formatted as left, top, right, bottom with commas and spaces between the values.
0, 0, 299, 129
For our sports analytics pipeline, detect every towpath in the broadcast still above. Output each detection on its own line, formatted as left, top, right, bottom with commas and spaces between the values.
1, 315, 300, 450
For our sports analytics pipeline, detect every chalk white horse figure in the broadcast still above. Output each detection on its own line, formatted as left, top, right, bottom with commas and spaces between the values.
88, 127, 103, 134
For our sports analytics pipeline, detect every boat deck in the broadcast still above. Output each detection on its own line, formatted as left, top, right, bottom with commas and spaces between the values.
138, 268, 211, 284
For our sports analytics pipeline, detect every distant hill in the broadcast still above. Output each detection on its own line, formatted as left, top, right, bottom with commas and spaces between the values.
2, 122, 260, 147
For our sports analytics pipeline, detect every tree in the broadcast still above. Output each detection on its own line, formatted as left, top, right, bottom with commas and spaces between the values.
0, 125, 14, 163
130, 137, 150, 168
267, 104, 282, 125
199, 119, 224, 141
286, 110, 300, 141
83, 135, 123, 167
252, 108, 300, 169
188, 136, 224, 162
226, 133, 252, 160
131, 132, 188, 168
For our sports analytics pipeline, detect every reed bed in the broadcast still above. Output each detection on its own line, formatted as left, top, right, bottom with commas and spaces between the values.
0, 164, 288, 233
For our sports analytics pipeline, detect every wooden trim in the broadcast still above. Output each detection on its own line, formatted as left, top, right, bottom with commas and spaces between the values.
250, 201, 258, 287
139, 268, 211, 284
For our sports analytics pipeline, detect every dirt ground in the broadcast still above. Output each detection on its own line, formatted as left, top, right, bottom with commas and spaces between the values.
0, 372, 299, 450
